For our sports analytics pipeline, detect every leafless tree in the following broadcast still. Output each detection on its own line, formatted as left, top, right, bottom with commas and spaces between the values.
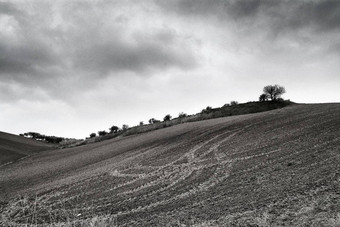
263, 85, 286, 101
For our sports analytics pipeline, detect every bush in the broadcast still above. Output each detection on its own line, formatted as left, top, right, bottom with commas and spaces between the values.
109, 125, 119, 133
201, 106, 212, 114
122, 124, 129, 131
149, 118, 160, 124
259, 94, 268, 102
230, 101, 238, 106
163, 114, 172, 121
89, 133, 96, 138
98, 131, 108, 136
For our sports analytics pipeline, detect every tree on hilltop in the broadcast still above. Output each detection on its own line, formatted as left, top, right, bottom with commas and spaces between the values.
109, 125, 119, 133
98, 130, 108, 136
263, 85, 286, 101
259, 93, 269, 102
149, 118, 160, 124
178, 112, 187, 118
163, 114, 172, 121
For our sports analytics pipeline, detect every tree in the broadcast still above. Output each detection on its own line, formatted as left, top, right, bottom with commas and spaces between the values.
109, 125, 119, 133
139, 121, 144, 126
98, 130, 108, 136
263, 85, 286, 101
89, 133, 96, 138
178, 112, 187, 118
259, 94, 268, 102
201, 106, 212, 114
163, 114, 172, 121
230, 101, 238, 106
149, 118, 160, 124
122, 124, 129, 131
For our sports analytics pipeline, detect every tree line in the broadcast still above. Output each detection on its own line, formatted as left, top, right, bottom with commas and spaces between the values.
20, 132, 64, 144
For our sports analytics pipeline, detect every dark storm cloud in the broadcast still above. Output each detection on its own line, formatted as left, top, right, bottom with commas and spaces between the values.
74, 38, 196, 75
157, 0, 340, 33
0, 1, 197, 102
0, 2, 18, 15
0, 42, 58, 75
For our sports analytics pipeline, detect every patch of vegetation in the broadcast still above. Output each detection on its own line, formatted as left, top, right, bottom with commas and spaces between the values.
21, 132, 84, 148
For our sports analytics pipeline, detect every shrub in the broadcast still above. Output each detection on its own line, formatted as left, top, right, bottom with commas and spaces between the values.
149, 118, 160, 124
230, 101, 238, 106
178, 112, 187, 118
122, 124, 129, 131
98, 131, 108, 136
109, 125, 119, 133
201, 106, 212, 114
89, 133, 96, 138
163, 114, 172, 121
259, 94, 268, 102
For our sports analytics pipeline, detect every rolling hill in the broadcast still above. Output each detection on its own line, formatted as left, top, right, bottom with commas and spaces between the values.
0, 131, 53, 166
1, 103, 340, 226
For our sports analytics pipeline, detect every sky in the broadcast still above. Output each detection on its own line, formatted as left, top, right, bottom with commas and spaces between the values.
1, 0, 340, 139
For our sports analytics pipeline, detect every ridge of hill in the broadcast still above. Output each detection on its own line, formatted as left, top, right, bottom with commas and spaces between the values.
1, 103, 340, 226
88, 100, 294, 144
0, 131, 53, 166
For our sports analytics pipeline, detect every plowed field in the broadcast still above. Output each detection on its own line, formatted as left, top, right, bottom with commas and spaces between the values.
1, 104, 340, 226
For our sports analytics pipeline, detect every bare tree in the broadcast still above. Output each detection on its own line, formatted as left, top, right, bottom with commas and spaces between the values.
263, 85, 286, 101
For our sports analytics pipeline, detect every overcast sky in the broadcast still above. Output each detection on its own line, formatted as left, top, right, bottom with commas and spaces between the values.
1, 0, 339, 139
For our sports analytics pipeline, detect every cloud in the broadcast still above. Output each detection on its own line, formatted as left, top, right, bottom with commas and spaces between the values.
73, 32, 196, 75
0, 1, 198, 103
157, 0, 340, 34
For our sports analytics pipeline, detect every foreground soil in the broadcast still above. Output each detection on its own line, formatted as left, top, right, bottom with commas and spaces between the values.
1, 103, 340, 226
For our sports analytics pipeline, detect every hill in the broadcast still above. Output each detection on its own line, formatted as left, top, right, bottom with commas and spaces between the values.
1, 103, 340, 226
0, 131, 54, 166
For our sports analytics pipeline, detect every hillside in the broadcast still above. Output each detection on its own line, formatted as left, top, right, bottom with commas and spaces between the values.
0, 131, 53, 166
1, 103, 340, 226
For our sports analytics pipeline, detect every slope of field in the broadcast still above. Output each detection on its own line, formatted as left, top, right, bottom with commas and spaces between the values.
0, 131, 53, 166
1, 104, 340, 226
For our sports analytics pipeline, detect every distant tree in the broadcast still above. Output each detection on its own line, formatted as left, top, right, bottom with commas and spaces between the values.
148, 118, 160, 124
139, 121, 144, 126
19, 133, 24, 137
230, 101, 238, 106
98, 130, 108, 136
163, 114, 172, 121
178, 112, 187, 118
25, 132, 41, 139
263, 84, 286, 101
122, 124, 129, 131
201, 106, 212, 114
109, 125, 119, 133
259, 94, 269, 102
89, 133, 96, 138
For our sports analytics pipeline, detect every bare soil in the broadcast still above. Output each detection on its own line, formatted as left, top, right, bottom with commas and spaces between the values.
0, 132, 53, 166
1, 103, 340, 226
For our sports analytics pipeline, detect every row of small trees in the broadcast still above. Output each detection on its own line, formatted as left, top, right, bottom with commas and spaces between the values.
90, 84, 286, 139
89, 113, 188, 138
